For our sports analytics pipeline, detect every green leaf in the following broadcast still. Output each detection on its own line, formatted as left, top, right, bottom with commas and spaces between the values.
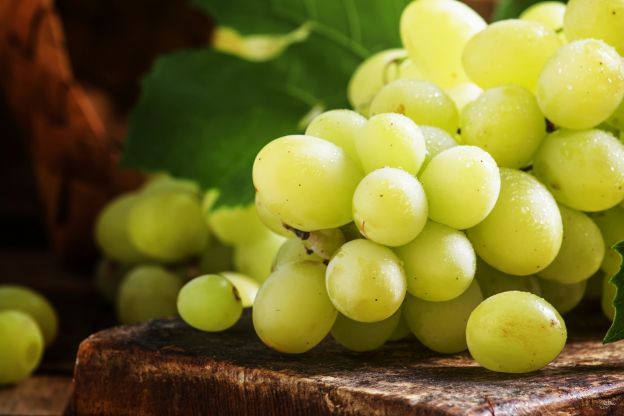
122, 0, 410, 207
604, 241, 624, 344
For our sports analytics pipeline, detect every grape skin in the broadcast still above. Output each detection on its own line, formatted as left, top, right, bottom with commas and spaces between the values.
233, 232, 286, 283
220, 272, 259, 308
0, 310, 44, 385
538, 278, 586, 315
0, 285, 58, 346
520, 1, 566, 33
475, 258, 542, 299
305, 109, 367, 164
331, 310, 401, 352
591, 206, 624, 276
564, 0, 624, 55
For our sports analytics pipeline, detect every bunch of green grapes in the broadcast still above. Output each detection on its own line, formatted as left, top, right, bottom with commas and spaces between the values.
248, 0, 624, 375
0, 286, 58, 385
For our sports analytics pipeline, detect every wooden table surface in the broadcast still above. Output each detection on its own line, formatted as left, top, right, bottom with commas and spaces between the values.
73, 310, 624, 416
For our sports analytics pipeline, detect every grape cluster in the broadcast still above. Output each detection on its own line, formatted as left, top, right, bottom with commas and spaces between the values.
250, 0, 624, 373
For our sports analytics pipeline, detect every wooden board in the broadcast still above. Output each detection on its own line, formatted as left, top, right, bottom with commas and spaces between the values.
0, 375, 73, 416
73, 310, 624, 416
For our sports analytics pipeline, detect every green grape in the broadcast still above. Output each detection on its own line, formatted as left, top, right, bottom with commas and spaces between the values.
331, 310, 401, 352
403, 281, 483, 354
537, 39, 624, 130
460, 85, 546, 169
475, 258, 542, 299
128, 191, 208, 263
207, 203, 270, 246
564, 0, 624, 55
252, 135, 362, 231
233, 232, 286, 282
592, 206, 624, 276
467, 169, 563, 276
466, 291, 567, 373
537, 278, 586, 315
348, 49, 420, 115
419, 126, 458, 170
388, 311, 411, 341
0, 310, 44, 385
95, 193, 149, 264
533, 129, 624, 212
253, 261, 337, 353
326, 239, 406, 322
94, 260, 129, 303
352, 168, 428, 247
356, 113, 427, 176
219, 272, 259, 308
117, 266, 183, 324
602, 273, 616, 321
178, 274, 243, 331
538, 205, 604, 284
445, 83, 482, 113
607, 97, 624, 131
254, 193, 294, 238
462, 19, 561, 91
370, 79, 459, 134
395, 221, 476, 302
0, 286, 58, 346
141, 174, 200, 196
198, 238, 234, 275
305, 109, 366, 164
400, 0, 486, 88
302, 228, 346, 260
272, 239, 324, 271
520, 2, 566, 33
585, 271, 605, 301
420, 146, 500, 229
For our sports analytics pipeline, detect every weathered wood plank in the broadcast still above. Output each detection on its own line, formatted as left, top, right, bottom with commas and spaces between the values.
73, 310, 624, 416
0, 375, 73, 416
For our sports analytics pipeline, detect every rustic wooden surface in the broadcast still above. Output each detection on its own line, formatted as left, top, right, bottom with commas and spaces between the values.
74, 309, 624, 416
0, 376, 73, 416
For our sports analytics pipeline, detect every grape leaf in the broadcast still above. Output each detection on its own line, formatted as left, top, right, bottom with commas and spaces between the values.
122, 0, 410, 207
604, 241, 624, 344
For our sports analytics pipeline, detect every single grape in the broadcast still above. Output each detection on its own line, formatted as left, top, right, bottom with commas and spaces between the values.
460, 85, 546, 169
520, 1, 566, 33
253, 261, 337, 353
538, 205, 604, 284
445, 83, 482, 113
395, 221, 476, 302
356, 113, 427, 176
331, 310, 401, 352
207, 203, 270, 246
326, 239, 406, 322
305, 109, 366, 164
462, 19, 561, 91
348, 49, 419, 115
0, 310, 44, 385
592, 207, 624, 276
475, 258, 542, 299
233, 232, 286, 282
536, 39, 624, 130
95, 193, 149, 265
602, 273, 617, 321
117, 266, 183, 324
272, 239, 324, 271
537, 278, 586, 315
400, 0, 486, 88
301, 228, 346, 260
0, 285, 58, 346
219, 272, 259, 308
178, 274, 243, 332
420, 146, 500, 229
388, 311, 411, 341
419, 126, 458, 170
467, 169, 563, 276
128, 191, 208, 263
252, 135, 362, 231
532, 129, 624, 212
466, 291, 567, 373
564, 0, 624, 55
352, 168, 428, 247
403, 281, 483, 354
198, 238, 234, 275
370, 79, 459, 134
254, 193, 294, 238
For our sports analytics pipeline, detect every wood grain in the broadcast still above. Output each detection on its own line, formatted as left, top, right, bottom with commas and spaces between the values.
73, 310, 624, 416
0, 376, 73, 416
